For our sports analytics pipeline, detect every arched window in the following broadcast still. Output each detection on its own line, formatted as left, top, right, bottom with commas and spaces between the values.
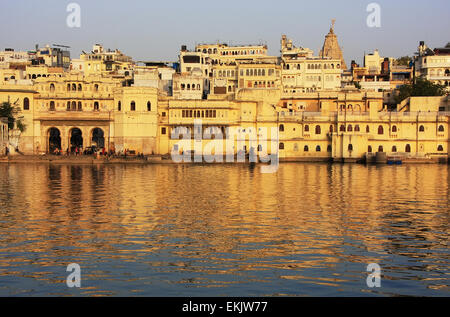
437, 145, 444, 152
279, 124, 284, 132
23, 97, 30, 110
72, 83, 77, 91
118, 101, 121, 111
304, 125, 309, 132
368, 146, 372, 153
130, 101, 136, 111
304, 145, 309, 152
50, 83, 55, 92
78, 84, 82, 91
355, 125, 360, 132
327, 145, 332, 152
419, 125, 425, 132
94, 102, 99, 111
67, 83, 71, 91
316, 145, 321, 152
71, 101, 76, 111
366, 125, 370, 133
279, 143, 284, 150
329, 125, 334, 133
378, 125, 384, 135
347, 125, 353, 132
315, 125, 321, 135
378, 145, 384, 152
94, 84, 99, 92
405, 144, 411, 153
348, 144, 353, 151
392, 146, 397, 152
392, 125, 397, 133
49, 101, 55, 111
438, 125, 444, 132
67, 101, 71, 111
78, 102, 82, 111
340, 125, 346, 132
147, 101, 151, 111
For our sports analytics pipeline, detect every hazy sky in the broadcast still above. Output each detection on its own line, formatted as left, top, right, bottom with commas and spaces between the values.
1, 0, 449, 65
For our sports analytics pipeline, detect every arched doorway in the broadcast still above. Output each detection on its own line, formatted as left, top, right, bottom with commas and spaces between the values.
48, 128, 61, 154
70, 128, 83, 152
91, 128, 105, 148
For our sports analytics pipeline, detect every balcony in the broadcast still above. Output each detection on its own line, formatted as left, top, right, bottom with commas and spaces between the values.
35, 110, 112, 122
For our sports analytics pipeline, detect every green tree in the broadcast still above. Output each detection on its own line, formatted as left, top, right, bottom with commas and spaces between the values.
394, 77, 446, 104
394, 56, 411, 66
0, 101, 26, 132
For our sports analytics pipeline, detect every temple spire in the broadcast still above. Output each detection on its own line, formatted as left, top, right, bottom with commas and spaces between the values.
319, 19, 347, 70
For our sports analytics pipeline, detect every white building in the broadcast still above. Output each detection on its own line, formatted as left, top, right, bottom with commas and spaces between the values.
280, 35, 342, 94
415, 41, 450, 91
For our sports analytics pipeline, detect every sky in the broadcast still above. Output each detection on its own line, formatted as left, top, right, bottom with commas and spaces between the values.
1, 0, 449, 66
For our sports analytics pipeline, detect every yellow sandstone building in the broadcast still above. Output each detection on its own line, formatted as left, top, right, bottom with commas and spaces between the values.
0, 71, 448, 162
0, 31, 449, 163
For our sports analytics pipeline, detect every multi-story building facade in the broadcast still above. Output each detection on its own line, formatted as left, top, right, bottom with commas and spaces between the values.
280, 35, 343, 95
352, 50, 413, 93
71, 44, 134, 76
0, 38, 448, 162
0, 48, 31, 68
0, 72, 158, 155
33, 45, 71, 71
415, 41, 450, 91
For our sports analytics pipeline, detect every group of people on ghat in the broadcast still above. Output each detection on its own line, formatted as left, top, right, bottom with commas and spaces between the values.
52, 146, 111, 156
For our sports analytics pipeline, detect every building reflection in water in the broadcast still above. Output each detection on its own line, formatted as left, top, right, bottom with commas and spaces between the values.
0, 163, 448, 296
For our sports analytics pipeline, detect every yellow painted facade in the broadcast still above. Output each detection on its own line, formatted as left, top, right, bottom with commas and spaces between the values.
0, 72, 158, 156
1, 76, 449, 161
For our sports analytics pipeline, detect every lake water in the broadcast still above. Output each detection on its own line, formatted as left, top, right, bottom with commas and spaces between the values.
0, 163, 448, 296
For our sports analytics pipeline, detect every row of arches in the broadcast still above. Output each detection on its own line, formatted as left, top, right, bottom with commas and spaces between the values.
339, 104, 362, 111
278, 124, 445, 135
248, 81, 276, 88
48, 127, 105, 153
45, 83, 109, 93
307, 63, 340, 70
29, 74, 61, 79
66, 83, 99, 92
367, 144, 444, 153
278, 143, 333, 153
221, 49, 263, 56
46, 101, 101, 111
180, 83, 201, 90
277, 143, 445, 153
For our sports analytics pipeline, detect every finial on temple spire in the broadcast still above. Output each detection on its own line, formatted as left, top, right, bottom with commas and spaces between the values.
331, 19, 336, 33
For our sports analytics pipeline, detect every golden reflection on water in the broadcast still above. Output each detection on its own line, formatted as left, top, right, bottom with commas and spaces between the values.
0, 163, 448, 296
